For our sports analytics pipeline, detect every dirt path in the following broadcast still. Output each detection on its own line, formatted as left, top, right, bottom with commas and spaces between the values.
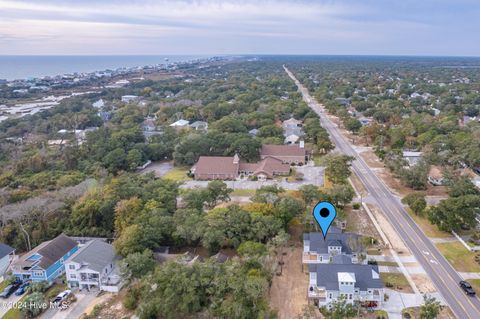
270, 244, 309, 319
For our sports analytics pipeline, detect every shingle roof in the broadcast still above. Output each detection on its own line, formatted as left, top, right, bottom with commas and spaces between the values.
304, 228, 359, 255
0, 243, 15, 259
194, 156, 239, 177
69, 240, 117, 273
14, 234, 77, 271
260, 144, 306, 157
308, 264, 383, 290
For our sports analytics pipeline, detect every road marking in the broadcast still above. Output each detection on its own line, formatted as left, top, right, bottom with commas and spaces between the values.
285, 66, 480, 319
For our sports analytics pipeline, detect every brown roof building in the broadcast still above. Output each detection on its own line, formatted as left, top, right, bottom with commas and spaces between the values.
260, 144, 307, 164
193, 155, 240, 180
193, 153, 290, 180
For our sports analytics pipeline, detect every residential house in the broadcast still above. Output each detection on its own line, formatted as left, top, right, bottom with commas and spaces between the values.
335, 97, 350, 106
190, 121, 208, 131
65, 240, 122, 293
142, 118, 157, 132
428, 166, 445, 186
12, 234, 78, 283
302, 228, 362, 267
0, 243, 15, 278
121, 95, 139, 103
402, 151, 423, 166
238, 156, 290, 181
282, 117, 302, 130
169, 119, 190, 130
248, 128, 258, 137
260, 144, 307, 165
308, 263, 383, 309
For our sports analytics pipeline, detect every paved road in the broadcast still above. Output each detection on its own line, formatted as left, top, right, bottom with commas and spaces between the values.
285, 66, 480, 319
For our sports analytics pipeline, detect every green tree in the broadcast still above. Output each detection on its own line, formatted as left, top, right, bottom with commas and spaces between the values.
345, 118, 362, 133
299, 184, 322, 205
320, 298, 356, 319
237, 241, 267, 257
447, 176, 480, 197
114, 197, 143, 235
428, 195, 480, 232
21, 292, 46, 318
120, 249, 156, 280
327, 184, 355, 207
103, 148, 127, 173
402, 192, 427, 215
324, 154, 354, 184
127, 149, 143, 170
206, 180, 233, 208
114, 224, 149, 257
420, 295, 441, 319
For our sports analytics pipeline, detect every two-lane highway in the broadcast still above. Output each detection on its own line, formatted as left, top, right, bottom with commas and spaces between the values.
285, 66, 480, 319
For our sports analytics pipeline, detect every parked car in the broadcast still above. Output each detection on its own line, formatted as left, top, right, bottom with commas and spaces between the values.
52, 290, 72, 305
14, 283, 30, 296
0, 281, 21, 298
460, 281, 476, 295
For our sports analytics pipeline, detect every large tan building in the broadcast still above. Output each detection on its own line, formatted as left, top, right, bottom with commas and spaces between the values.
260, 144, 307, 164
192, 154, 291, 180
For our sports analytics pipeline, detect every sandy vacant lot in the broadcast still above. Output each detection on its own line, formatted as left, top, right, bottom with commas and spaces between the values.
270, 244, 310, 319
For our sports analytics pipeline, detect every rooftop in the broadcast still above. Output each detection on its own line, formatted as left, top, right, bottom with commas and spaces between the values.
68, 239, 117, 273
309, 264, 383, 290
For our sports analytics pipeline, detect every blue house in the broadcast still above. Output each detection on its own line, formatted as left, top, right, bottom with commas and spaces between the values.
12, 234, 78, 283
0, 243, 15, 278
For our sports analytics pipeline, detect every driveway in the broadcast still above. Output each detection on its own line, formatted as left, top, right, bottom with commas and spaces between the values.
0, 291, 24, 317
139, 161, 173, 177
181, 166, 325, 190
39, 292, 97, 319
382, 289, 445, 319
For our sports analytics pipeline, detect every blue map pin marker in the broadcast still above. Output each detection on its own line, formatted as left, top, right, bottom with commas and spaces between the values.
313, 201, 337, 239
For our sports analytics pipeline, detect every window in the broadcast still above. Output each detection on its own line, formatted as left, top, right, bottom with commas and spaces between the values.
69, 265, 75, 270
349, 294, 352, 300
70, 274, 76, 279
33, 271, 43, 277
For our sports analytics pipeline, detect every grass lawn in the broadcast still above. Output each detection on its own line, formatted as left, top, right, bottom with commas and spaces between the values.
230, 189, 255, 196
380, 273, 412, 293
436, 242, 480, 272
162, 167, 192, 182
0, 279, 11, 291
3, 308, 21, 319
469, 279, 480, 294
406, 208, 452, 238
367, 248, 382, 255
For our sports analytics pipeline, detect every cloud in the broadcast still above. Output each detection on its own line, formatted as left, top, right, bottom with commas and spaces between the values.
0, 0, 479, 55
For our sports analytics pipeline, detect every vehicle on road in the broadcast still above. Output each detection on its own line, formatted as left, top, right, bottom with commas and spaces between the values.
52, 289, 72, 305
0, 281, 21, 299
460, 281, 476, 296
15, 282, 30, 296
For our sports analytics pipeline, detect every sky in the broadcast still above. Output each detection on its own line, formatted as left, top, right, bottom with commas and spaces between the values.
0, 0, 479, 56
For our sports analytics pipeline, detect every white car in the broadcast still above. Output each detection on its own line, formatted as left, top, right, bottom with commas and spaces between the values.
52, 290, 71, 305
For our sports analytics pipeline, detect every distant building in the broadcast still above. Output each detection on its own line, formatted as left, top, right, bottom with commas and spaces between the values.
12, 234, 78, 283
142, 118, 157, 132
248, 128, 258, 136
169, 119, 190, 130
402, 151, 423, 166
121, 95, 139, 103
190, 121, 208, 131
65, 240, 122, 293
92, 99, 105, 109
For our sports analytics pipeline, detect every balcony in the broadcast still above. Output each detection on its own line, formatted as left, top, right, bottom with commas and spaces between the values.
308, 286, 326, 300
80, 273, 99, 282
303, 253, 320, 263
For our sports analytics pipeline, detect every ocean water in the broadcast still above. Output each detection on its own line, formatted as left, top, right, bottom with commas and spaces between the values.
0, 55, 206, 80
